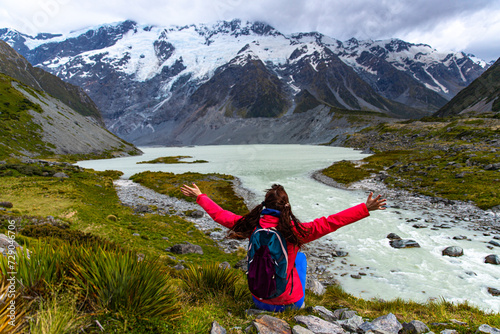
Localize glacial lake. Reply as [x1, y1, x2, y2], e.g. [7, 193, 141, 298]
[77, 145, 500, 313]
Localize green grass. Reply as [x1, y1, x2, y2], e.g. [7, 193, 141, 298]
[137, 156, 208, 164]
[329, 115, 500, 209]
[130, 171, 248, 216]
[1, 161, 499, 332]
[0, 74, 53, 160]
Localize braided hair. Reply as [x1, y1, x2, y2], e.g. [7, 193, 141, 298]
[227, 184, 310, 247]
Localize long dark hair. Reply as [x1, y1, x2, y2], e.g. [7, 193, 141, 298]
[227, 184, 310, 247]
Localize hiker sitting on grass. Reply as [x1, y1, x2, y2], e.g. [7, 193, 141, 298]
[180, 183, 386, 312]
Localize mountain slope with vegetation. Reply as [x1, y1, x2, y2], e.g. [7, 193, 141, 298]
[0, 40, 103, 123]
[434, 58, 500, 117]
[0, 73, 139, 160]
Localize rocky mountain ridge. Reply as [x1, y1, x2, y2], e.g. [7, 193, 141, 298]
[0, 20, 490, 145]
[435, 57, 500, 116]
[0, 42, 139, 159]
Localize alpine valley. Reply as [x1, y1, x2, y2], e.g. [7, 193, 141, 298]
[0, 19, 491, 146]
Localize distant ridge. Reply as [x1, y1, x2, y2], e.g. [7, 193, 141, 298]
[434, 58, 500, 116]
[0, 20, 489, 145]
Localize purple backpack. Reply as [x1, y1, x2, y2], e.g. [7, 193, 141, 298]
[247, 226, 289, 299]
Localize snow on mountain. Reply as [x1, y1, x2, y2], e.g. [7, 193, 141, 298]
[0, 19, 489, 145]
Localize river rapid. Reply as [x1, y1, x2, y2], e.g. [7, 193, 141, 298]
[76, 145, 500, 313]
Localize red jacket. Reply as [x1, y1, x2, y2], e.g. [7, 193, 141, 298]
[196, 194, 370, 305]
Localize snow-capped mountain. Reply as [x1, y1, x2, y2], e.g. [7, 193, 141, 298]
[0, 20, 489, 145]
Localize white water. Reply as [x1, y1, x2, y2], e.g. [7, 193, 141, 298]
[77, 145, 500, 313]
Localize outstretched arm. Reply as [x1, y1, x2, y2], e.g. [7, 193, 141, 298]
[180, 183, 242, 229]
[365, 192, 387, 211]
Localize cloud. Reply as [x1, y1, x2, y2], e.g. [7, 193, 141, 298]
[1, 0, 498, 60]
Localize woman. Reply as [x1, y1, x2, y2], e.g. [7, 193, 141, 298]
[180, 183, 386, 312]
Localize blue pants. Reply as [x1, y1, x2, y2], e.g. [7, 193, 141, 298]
[252, 252, 307, 312]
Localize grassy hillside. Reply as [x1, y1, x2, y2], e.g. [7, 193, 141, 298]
[0, 40, 103, 122]
[323, 113, 500, 209]
[0, 73, 54, 159]
[0, 73, 140, 161]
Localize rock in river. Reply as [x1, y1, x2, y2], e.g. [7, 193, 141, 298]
[389, 239, 420, 249]
[442, 246, 464, 257]
[485, 254, 500, 265]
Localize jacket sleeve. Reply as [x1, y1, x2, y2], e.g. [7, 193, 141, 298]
[299, 203, 369, 243]
[196, 194, 243, 230]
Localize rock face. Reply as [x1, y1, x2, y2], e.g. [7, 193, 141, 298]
[1, 20, 489, 146]
[442, 246, 464, 257]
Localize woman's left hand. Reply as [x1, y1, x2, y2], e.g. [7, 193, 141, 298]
[366, 192, 387, 211]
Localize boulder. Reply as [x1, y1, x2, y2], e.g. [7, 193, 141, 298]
[0, 233, 23, 257]
[0, 201, 13, 208]
[295, 315, 344, 334]
[292, 325, 315, 334]
[253, 315, 291, 334]
[337, 315, 364, 332]
[477, 324, 500, 333]
[332, 250, 349, 257]
[53, 172, 69, 178]
[387, 233, 402, 240]
[390, 239, 421, 248]
[487, 287, 500, 296]
[134, 204, 151, 213]
[210, 321, 226, 334]
[359, 313, 402, 334]
[312, 306, 336, 322]
[489, 240, 500, 247]
[485, 254, 500, 265]
[189, 210, 204, 218]
[401, 320, 430, 334]
[168, 242, 203, 255]
[306, 279, 326, 296]
[413, 224, 427, 229]
[442, 246, 464, 257]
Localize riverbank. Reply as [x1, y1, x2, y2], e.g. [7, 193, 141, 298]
[311, 169, 500, 234]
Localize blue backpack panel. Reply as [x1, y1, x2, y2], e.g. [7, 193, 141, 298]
[247, 226, 289, 300]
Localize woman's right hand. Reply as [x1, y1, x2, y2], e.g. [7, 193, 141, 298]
[365, 192, 387, 211]
[180, 183, 202, 198]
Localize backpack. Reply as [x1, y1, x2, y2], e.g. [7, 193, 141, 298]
[247, 225, 290, 299]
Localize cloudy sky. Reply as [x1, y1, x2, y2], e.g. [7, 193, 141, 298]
[1, 0, 499, 61]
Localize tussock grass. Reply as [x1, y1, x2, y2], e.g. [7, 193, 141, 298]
[28, 293, 87, 334]
[180, 262, 251, 302]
